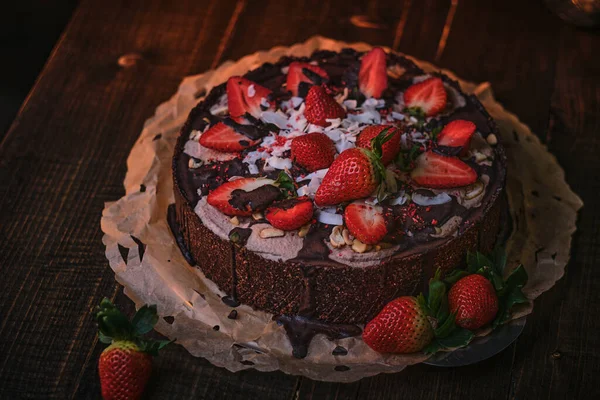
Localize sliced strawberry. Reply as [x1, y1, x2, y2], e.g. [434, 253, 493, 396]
[344, 201, 387, 244]
[410, 151, 477, 188]
[404, 77, 447, 117]
[199, 122, 259, 152]
[304, 86, 346, 127]
[291, 132, 336, 172]
[359, 47, 388, 99]
[265, 197, 314, 231]
[437, 120, 476, 156]
[226, 76, 274, 118]
[357, 125, 401, 165]
[286, 62, 329, 97]
[207, 178, 275, 216]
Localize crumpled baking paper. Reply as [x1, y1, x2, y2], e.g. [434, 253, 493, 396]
[101, 36, 583, 382]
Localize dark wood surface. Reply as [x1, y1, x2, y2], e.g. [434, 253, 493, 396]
[0, 0, 598, 398]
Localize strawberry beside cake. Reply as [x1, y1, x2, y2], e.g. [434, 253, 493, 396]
[170, 47, 506, 358]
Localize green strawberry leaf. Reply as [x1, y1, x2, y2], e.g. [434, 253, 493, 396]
[466, 251, 494, 273]
[504, 264, 528, 291]
[493, 286, 528, 328]
[98, 330, 113, 344]
[424, 328, 474, 354]
[404, 106, 426, 121]
[416, 293, 431, 317]
[274, 171, 297, 198]
[434, 312, 457, 339]
[427, 269, 446, 317]
[96, 298, 135, 340]
[443, 269, 469, 285]
[430, 125, 443, 141]
[132, 304, 159, 335]
[139, 339, 174, 356]
[490, 246, 508, 275]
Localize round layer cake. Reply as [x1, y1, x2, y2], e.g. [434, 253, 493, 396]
[172, 48, 506, 325]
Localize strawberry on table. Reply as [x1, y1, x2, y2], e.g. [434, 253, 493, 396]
[265, 196, 314, 231]
[227, 76, 274, 118]
[359, 47, 388, 99]
[448, 274, 499, 330]
[437, 119, 477, 156]
[363, 296, 434, 353]
[304, 86, 346, 127]
[199, 122, 260, 152]
[410, 151, 477, 188]
[344, 201, 387, 244]
[286, 62, 329, 97]
[404, 77, 447, 117]
[357, 125, 401, 165]
[207, 177, 276, 216]
[96, 299, 170, 400]
[291, 132, 336, 172]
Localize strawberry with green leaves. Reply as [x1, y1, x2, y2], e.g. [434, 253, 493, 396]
[96, 299, 170, 400]
[315, 128, 395, 206]
[445, 248, 529, 330]
[356, 125, 401, 165]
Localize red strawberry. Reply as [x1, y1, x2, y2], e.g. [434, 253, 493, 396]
[207, 177, 276, 216]
[410, 151, 477, 188]
[96, 299, 169, 400]
[99, 341, 152, 400]
[359, 47, 388, 99]
[314, 148, 380, 206]
[265, 196, 314, 231]
[363, 296, 434, 353]
[437, 120, 476, 156]
[357, 125, 401, 165]
[304, 86, 346, 127]
[448, 274, 499, 330]
[344, 201, 387, 244]
[404, 77, 447, 117]
[286, 62, 329, 97]
[227, 76, 274, 118]
[291, 132, 336, 172]
[200, 122, 259, 152]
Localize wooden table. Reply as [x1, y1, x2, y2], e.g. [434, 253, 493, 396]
[1, 0, 598, 398]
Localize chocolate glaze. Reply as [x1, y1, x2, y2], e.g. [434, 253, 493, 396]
[167, 204, 196, 265]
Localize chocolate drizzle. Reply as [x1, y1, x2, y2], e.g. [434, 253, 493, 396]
[274, 314, 362, 359]
[292, 224, 332, 262]
[167, 204, 196, 266]
[229, 185, 280, 211]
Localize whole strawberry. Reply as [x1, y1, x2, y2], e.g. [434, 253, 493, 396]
[314, 148, 378, 206]
[304, 86, 346, 127]
[448, 274, 499, 330]
[363, 296, 434, 353]
[315, 128, 395, 206]
[356, 125, 401, 165]
[291, 132, 336, 172]
[96, 299, 170, 400]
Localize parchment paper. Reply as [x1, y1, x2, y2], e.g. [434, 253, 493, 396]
[100, 36, 583, 382]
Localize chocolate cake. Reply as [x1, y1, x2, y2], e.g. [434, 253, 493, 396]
[171, 48, 506, 356]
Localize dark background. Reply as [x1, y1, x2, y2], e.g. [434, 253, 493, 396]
[0, 0, 598, 399]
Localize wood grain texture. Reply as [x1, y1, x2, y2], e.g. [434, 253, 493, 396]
[0, 0, 598, 398]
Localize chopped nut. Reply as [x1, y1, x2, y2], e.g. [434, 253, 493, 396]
[472, 150, 487, 163]
[259, 228, 285, 238]
[486, 133, 498, 145]
[188, 158, 203, 169]
[352, 239, 371, 253]
[298, 224, 311, 238]
[252, 211, 264, 221]
[329, 226, 346, 248]
[230, 216, 240, 226]
[465, 181, 484, 200]
[342, 229, 354, 245]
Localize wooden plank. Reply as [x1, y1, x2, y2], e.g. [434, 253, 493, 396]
[507, 23, 600, 400]
[0, 0, 296, 398]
